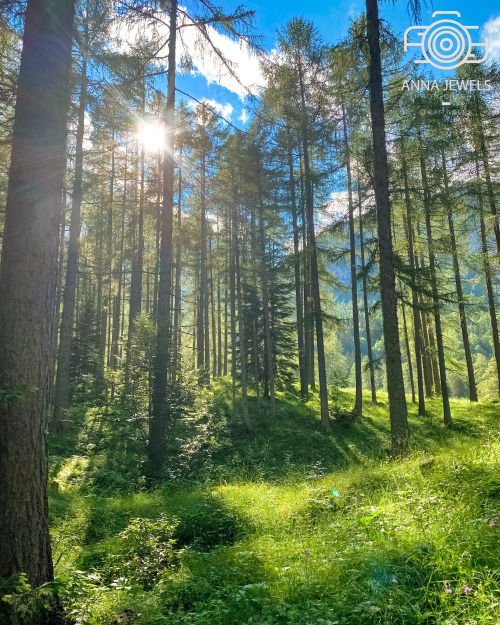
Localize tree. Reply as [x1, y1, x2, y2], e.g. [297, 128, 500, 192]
[365, 0, 409, 453]
[0, 0, 75, 589]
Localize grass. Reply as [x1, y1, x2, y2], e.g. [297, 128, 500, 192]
[42, 387, 500, 624]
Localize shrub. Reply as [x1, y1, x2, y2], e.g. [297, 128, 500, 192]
[102, 516, 180, 588]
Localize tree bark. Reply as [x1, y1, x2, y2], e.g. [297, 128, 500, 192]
[0, 0, 74, 586]
[197, 145, 208, 383]
[147, 0, 177, 482]
[357, 183, 377, 404]
[475, 154, 500, 396]
[401, 299, 415, 403]
[172, 145, 182, 383]
[256, 154, 276, 417]
[52, 52, 87, 431]
[418, 138, 452, 427]
[110, 139, 127, 374]
[298, 60, 329, 430]
[401, 153, 425, 414]
[441, 149, 477, 402]
[477, 126, 500, 253]
[233, 179, 252, 430]
[287, 127, 307, 399]
[342, 100, 362, 416]
[365, 0, 408, 454]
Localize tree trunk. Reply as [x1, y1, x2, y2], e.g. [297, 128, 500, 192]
[106, 135, 115, 368]
[441, 149, 477, 402]
[401, 299, 415, 403]
[342, 100, 362, 416]
[478, 128, 500, 253]
[298, 60, 329, 431]
[52, 52, 87, 431]
[110, 139, 127, 372]
[147, 0, 177, 482]
[152, 154, 161, 320]
[224, 284, 228, 377]
[129, 87, 146, 331]
[256, 155, 276, 417]
[217, 273, 222, 377]
[210, 236, 217, 380]
[401, 154, 425, 415]
[357, 183, 377, 404]
[300, 165, 313, 390]
[0, 0, 74, 587]
[197, 147, 208, 383]
[287, 127, 307, 399]
[476, 154, 500, 396]
[230, 217, 237, 414]
[172, 146, 182, 384]
[418, 139, 452, 427]
[233, 181, 252, 430]
[365, 0, 408, 454]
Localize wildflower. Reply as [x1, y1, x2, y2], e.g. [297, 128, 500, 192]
[489, 521, 496, 527]
[445, 588, 452, 594]
[392, 578, 398, 584]
[463, 587, 472, 595]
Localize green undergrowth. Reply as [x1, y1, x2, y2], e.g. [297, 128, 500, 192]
[12, 386, 500, 624]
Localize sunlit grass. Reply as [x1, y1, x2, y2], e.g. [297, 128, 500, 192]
[47, 390, 500, 624]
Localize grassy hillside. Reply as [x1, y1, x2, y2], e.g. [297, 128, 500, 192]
[26, 389, 500, 623]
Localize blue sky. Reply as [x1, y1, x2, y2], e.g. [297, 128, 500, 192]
[174, 0, 500, 125]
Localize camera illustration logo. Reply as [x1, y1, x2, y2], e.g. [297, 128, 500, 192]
[404, 11, 488, 70]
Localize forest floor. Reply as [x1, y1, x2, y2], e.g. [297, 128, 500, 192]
[45, 386, 500, 625]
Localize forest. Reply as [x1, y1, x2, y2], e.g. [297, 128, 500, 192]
[1, 0, 500, 622]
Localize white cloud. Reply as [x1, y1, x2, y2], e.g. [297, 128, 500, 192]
[190, 98, 233, 119]
[110, 8, 266, 100]
[239, 109, 249, 124]
[482, 15, 500, 62]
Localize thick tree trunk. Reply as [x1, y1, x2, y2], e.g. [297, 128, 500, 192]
[365, 0, 408, 454]
[147, 0, 177, 482]
[52, 53, 87, 431]
[418, 141, 452, 427]
[342, 101, 362, 416]
[0, 0, 74, 587]
[441, 149, 477, 402]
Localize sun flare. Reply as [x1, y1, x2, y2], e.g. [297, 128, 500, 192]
[138, 120, 166, 153]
